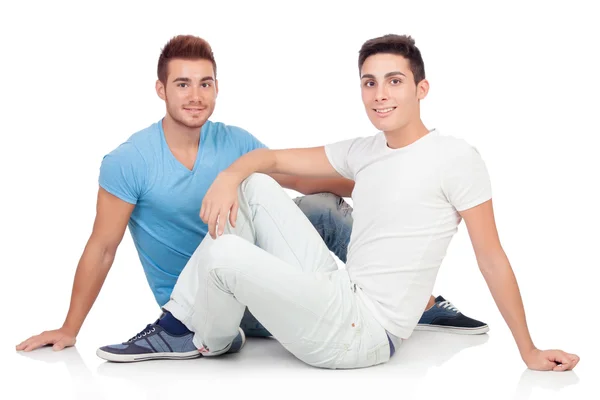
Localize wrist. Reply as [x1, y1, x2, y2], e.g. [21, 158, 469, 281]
[220, 170, 245, 185]
[519, 344, 538, 360]
[61, 322, 80, 337]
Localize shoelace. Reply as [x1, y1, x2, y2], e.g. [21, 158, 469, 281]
[127, 324, 157, 342]
[438, 300, 460, 313]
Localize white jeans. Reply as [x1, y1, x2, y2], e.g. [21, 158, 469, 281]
[163, 173, 392, 369]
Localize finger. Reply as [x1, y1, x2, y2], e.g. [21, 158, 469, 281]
[53, 339, 67, 351]
[571, 354, 580, 367]
[218, 207, 230, 236]
[208, 210, 218, 239]
[569, 354, 580, 363]
[200, 202, 206, 221]
[230, 201, 238, 228]
[22, 341, 39, 352]
[24, 339, 50, 352]
[549, 351, 574, 371]
[553, 351, 574, 364]
[553, 362, 571, 371]
[16, 337, 34, 350]
[201, 204, 211, 224]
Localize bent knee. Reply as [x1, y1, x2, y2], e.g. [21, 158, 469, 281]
[242, 173, 279, 192]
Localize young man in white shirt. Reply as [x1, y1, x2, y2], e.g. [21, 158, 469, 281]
[103, 34, 579, 371]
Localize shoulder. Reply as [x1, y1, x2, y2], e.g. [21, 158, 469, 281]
[327, 133, 379, 153]
[204, 120, 252, 139]
[204, 120, 266, 151]
[102, 121, 161, 166]
[431, 130, 485, 164]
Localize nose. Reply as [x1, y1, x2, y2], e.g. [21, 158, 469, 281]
[375, 84, 389, 103]
[189, 86, 202, 103]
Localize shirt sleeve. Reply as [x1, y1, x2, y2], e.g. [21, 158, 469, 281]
[228, 125, 269, 154]
[441, 144, 492, 212]
[324, 137, 360, 180]
[98, 142, 147, 205]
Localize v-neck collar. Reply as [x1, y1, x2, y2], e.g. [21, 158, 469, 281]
[159, 118, 206, 173]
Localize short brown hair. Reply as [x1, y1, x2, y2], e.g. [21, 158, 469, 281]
[157, 35, 217, 84]
[358, 34, 425, 85]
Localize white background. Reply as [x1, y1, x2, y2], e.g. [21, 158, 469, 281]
[1, 0, 598, 399]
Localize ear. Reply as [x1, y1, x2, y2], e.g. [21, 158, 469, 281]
[416, 79, 430, 100]
[156, 80, 166, 101]
[215, 79, 219, 97]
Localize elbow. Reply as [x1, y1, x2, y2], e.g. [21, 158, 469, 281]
[88, 236, 119, 267]
[103, 244, 118, 264]
[476, 247, 508, 275]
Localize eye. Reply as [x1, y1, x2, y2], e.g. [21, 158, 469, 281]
[363, 81, 375, 87]
[390, 79, 402, 85]
[177, 83, 189, 88]
[201, 82, 212, 88]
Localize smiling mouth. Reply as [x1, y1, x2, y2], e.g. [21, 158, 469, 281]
[374, 107, 396, 114]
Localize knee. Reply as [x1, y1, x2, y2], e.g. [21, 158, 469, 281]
[241, 173, 279, 194]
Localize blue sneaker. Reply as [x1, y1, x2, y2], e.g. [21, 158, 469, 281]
[96, 321, 245, 362]
[96, 321, 200, 362]
[415, 296, 489, 335]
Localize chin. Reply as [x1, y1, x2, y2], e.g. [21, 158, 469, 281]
[184, 120, 206, 129]
[175, 114, 208, 129]
[370, 120, 393, 132]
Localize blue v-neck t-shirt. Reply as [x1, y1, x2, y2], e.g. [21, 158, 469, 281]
[98, 119, 267, 306]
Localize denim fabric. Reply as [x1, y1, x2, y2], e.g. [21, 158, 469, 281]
[293, 193, 353, 263]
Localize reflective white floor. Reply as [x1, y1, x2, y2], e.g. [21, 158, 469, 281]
[8, 326, 589, 400]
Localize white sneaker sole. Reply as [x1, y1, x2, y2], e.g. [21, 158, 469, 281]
[414, 324, 490, 335]
[96, 348, 201, 362]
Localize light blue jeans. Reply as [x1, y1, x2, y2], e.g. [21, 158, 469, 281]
[239, 192, 353, 337]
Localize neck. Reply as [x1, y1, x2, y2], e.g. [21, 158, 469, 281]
[383, 119, 430, 149]
[162, 114, 202, 150]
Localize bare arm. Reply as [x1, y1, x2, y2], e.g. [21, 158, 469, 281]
[16, 188, 134, 352]
[270, 173, 355, 197]
[460, 199, 580, 371]
[231, 147, 341, 181]
[200, 147, 342, 238]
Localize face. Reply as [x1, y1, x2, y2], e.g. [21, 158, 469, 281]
[156, 58, 218, 130]
[360, 53, 428, 133]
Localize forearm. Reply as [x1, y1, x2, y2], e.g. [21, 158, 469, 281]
[479, 251, 536, 357]
[295, 177, 355, 197]
[225, 147, 339, 186]
[225, 149, 278, 184]
[62, 240, 114, 336]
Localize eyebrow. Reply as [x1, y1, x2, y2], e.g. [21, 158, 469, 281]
[360, 71, 407, 80]
[172, 76, 215, 83]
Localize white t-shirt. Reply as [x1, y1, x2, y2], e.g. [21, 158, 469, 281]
[324, 129, 492, 339]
